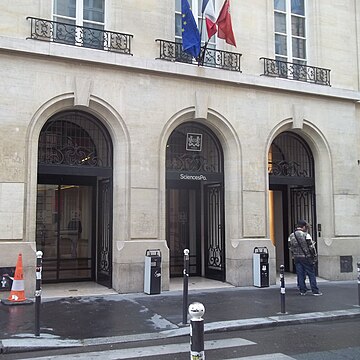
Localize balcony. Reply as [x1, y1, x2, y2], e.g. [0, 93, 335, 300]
[27, 17, 133, 55]
[156, 39, 241, 72]
[260, 57, 331, 86]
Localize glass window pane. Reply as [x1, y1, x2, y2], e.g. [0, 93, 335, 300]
[293, 59, 306, 65]
[275, 12, 286, 33]
[274, 0, 286, 11]
[175, 13, 182, 37]
[292, 16, 305, 37]
[291, 0, 304, 15]
[292, 37, 306, 59]
[84, 0, 104, 22]
[54, 0, 76, 18]
[275, 34, 287, 56]
[175, 0, 181, 13]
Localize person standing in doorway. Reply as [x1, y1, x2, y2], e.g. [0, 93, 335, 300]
[288, 220, 322, 296]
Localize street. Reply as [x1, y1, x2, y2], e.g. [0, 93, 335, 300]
[2, 318, 360, 360]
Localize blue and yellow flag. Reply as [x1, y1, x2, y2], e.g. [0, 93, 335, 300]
[181, 0, 201, 58]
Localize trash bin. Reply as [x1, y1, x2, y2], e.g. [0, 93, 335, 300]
[253, 247, 269, 287]
[144, 249, 161, 294]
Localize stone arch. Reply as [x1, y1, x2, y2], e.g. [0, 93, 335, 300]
[266, 118, 333, 271]
[25, 94, 130, 275]
[159, 107, 242, 239]
[159, 107, 242, 282]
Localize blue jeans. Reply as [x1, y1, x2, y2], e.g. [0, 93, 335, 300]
[294, 257, 319, 293]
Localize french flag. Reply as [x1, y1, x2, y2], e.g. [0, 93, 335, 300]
[202, 0, 217, 39]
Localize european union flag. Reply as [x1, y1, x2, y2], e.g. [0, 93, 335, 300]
[181, 0, 201, 58]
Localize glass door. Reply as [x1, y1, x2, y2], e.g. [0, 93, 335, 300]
[166, 187, 200, 276]
[36, 184, 94, 282]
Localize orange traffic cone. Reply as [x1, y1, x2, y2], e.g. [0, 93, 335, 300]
[1, 254, 33, 305]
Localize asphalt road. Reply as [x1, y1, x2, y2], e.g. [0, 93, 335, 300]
[2, 318, 360, 360]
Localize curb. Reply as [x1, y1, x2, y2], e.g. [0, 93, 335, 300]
[1, 308, 360, 354]
[203, 308, 360, 333]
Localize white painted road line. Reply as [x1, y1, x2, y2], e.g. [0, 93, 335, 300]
[230, 354, 295, 359]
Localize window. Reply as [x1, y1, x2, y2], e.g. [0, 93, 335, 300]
[175, 0, 216, 49]
[274, 0, 306, 66]
[53, 0, 105, 49]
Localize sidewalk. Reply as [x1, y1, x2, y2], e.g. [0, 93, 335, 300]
[0, 280, 359, 354]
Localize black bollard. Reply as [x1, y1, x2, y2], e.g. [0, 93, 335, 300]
[357, 262, 360, 307]
[189, 302, 205, 360]
[35, 251, 43, 337]
[183, 249, 190, 325]
[280, 265, 286, 314]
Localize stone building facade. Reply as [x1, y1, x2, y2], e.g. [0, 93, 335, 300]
[0, 0, 359, 295]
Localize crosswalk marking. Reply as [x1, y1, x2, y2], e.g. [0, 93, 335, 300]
[230, 354, 295, 359]
[22, 337, 256, 360]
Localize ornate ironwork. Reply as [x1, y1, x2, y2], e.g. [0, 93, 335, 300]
[39, 112, 112, 168]
[260, 57, 331, 86]
[208, 246, 222, 268]
[156, 39, 241, 72]
[166, 153, 216, 172]
[40, 136, 101, 167]
[97, 178, 112, 287]
[27, 17, 133, 54]
[290, 188, 316, 241]
[268, 132, 314, 179]
[268, 160, 308, 177]
[206, 185, 223, 273]
[166, 123, 223, 174]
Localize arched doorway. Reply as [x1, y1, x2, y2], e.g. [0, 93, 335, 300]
[35, 110, 113, 287]
[166, 122, 225, 281]
[268, 131, 316, 272]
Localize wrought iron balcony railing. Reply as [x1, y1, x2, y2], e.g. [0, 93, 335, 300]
[27, 17, 133, 55]
[260, 57, 331, 86]
[156, 39, 241, 72]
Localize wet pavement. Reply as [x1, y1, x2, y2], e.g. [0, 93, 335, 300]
[0, 280, 359, 353]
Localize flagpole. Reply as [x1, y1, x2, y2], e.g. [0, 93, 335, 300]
[198, 0, 218, 65]
[199, 33, 215, 66]
[198, 8, 205, 65]
[199, 14, 204, 43]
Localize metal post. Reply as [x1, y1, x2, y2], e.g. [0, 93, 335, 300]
[35, 251, 43, 337]
[189, 302, 205, 360]
[183, 249, 190, 325]
[280, 265, 286, 314]
[357, 262, 360, 307]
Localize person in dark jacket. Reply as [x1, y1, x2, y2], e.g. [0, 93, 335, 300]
[288, 220, 322, 296]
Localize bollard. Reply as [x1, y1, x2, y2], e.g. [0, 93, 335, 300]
[183, 249, 190, 325]
[280, 265, 286, 314]
[189, 302, 205, 360]
[35, 251, 43, 337]
[357, 262, 360, 307]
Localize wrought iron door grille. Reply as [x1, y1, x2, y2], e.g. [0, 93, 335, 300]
[156, 39, 241, 72]
[38, 111, 112, 168]
[98, 179, 112, 282]
[260, 57, 331, 86]
[268, 132, 314, 178]
[205, 184, 225, 281]
[166, 123, 223, 173]
[27, 17, 133, 55]
[290, 187, 316, 241]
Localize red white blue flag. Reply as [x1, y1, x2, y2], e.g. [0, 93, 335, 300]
[202, 0, 217, 39]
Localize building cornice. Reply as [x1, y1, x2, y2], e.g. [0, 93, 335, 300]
[1, 35, 360, 102]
